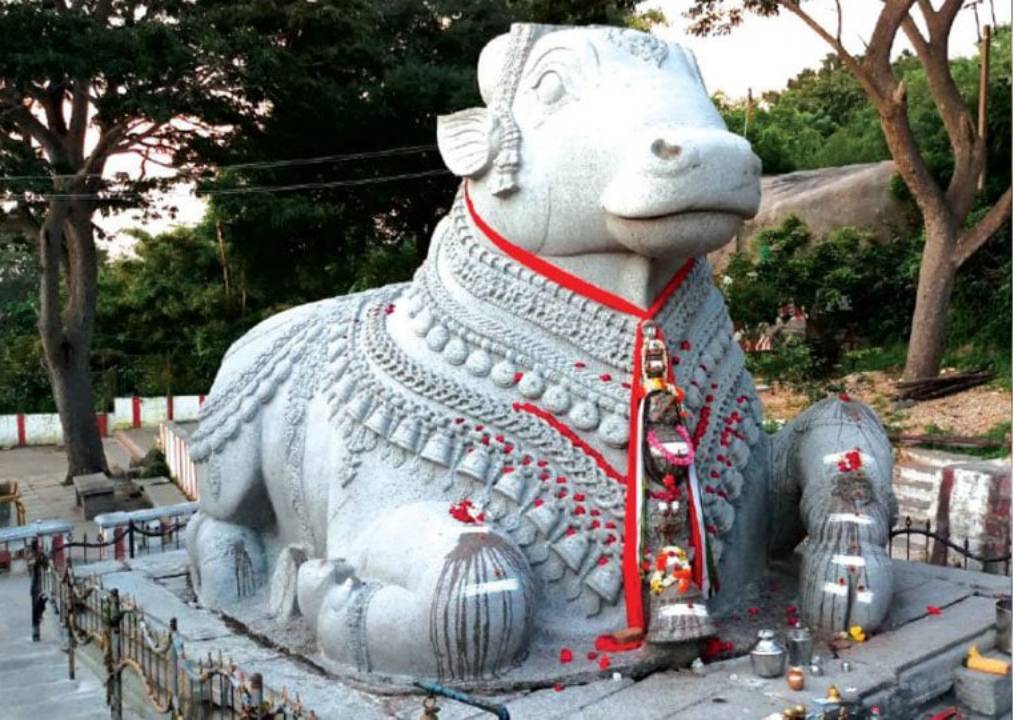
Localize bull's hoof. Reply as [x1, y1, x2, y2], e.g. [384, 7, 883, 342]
[186, 513, 268, 609]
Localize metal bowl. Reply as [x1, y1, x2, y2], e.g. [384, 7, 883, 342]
[997, 596, 1011, 654]
[750, 629, 787, 678]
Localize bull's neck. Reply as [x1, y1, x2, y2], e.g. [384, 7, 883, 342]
[418, 193, 709, 373]
[459, 188, 692, 312]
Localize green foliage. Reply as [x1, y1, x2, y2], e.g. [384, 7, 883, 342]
[204, 0, 643, 311]
[723, 216, 922, 370]
[93, 225, 264, 399]
[714, 55, 889, 174]
[136, 449, 171, 480]
[745, 335, 818, 385]
[837, 344, 909, 375]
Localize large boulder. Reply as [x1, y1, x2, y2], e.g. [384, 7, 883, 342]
[711, 160, 909, 271]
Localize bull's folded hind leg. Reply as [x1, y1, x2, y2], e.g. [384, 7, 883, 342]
[771, 396, 897, 635]
[312, 501, 538, 680]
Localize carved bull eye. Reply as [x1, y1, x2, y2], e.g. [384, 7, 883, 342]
[533, 70, 566, 105]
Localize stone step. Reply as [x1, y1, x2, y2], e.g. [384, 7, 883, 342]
[4, 681, 87, 709]
[5, 692, 109, 720]
[0, 647, 65, 673]
[0, 661, 73, 689]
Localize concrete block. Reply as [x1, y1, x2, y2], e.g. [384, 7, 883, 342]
[72, 472, 115, 520]
[955, 651, 1013, 717]
[141, 480, 188, 508]
[845, 595, 997, 706]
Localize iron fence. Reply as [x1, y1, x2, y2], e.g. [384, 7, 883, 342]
[0, 503, 197, 572]
[30, 539, 317, 720]
[889, 515, 1012, 575]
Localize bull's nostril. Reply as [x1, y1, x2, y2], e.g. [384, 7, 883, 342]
[650, 138, 682, 160]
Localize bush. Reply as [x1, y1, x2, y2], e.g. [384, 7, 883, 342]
[722, 215, 922, 372]
[746, 335, 819, 385]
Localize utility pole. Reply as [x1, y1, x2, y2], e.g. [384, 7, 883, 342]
[977, 25, 991, 190]
[743, 88, 754, 137]
[216, 220, 231, 302]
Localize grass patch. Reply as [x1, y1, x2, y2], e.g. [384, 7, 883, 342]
[836, 344, 908, 375]
[907, 421, 1012, 460]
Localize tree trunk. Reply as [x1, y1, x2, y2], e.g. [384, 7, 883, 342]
[901, 219, 958, 380]
[47, 340, 108, 479]
[38, 200, 109, 481]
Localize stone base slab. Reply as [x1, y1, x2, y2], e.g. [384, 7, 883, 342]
[75, 551, 1011, 719]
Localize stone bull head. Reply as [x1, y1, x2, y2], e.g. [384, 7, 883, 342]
[437, 24, 762, 298]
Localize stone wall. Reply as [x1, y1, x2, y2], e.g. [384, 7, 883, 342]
[893, 447, 1012, 574]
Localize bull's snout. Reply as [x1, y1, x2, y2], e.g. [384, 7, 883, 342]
[602, 128, 762, 220]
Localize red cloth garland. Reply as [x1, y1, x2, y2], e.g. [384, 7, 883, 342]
[463, 182, 696, 646]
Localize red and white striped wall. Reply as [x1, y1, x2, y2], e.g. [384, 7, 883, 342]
[0, 394, 206, 449]
[160, 422, 200, 501]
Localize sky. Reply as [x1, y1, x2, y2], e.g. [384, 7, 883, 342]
[652, 0, 1009, 97]
[96, 1, 1010, 253]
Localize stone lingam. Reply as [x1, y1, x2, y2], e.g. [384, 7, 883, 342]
[185, 23, 897, 687]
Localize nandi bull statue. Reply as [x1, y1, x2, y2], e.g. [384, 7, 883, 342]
[187, 23, 897, 682]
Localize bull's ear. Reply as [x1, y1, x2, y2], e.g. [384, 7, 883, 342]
[436, 107, 499, 178]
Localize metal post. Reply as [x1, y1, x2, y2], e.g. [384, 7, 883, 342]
[65, 570, 77, 680]
[128, 520, 136, 560]
[30, 538, 47, 642]
[108, 588, 123, 720]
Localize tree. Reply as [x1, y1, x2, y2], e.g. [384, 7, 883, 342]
[206, 0, 646, 307]
[687, 1, 1012, 380]
[0, 1, 299, 477]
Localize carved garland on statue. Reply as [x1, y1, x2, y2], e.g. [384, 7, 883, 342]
[190, 191, 766, 618]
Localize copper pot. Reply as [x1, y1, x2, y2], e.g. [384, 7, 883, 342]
[786, 666, 805, 691]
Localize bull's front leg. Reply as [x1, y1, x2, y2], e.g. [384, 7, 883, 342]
[771, 396, 897, 635]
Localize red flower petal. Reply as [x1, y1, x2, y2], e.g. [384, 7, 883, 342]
[747, 606, 760, 616]
[785, 604, 797, 614]
[927, 605, 942, 615]
[554, 683, 564, 692]
[587, 651, 598, 661]
[559, 648, 573, 664]
[598, 655, 611, 670]
[599, 373, 612, 382]
[598, 555, 609, 565]
[574, 361, 587, 369]
[512, 372, 524, 384]
[574, 493, 586, 502]
[556, 476, 567, 484]
[534, 498, 544, 507]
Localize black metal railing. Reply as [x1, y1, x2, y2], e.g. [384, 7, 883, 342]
[61, 518, 189, 565]
[889, 515, 1012, 575]
[30, 539, 318, 720]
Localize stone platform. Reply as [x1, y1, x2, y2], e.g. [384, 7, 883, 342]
[71, 551, 1011, 719]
